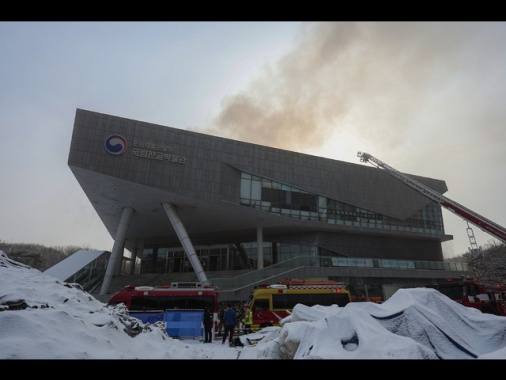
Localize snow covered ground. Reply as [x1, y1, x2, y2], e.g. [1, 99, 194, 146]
[1, 250, 505, 360]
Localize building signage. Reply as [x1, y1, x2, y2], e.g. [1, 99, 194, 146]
[132, 139, 187, 164]
[104, 135, 186, 164]
[104, 135, 128, 155]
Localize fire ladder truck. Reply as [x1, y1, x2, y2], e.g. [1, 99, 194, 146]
[357, 152, 506, 315]
[357, 151, 506, 245]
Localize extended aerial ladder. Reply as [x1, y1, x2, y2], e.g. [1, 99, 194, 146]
[357, 152, 506, 245]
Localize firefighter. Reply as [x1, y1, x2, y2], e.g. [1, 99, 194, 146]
[217, 304, 225, 335]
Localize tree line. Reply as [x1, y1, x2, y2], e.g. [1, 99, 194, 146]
[0, 240, 94, 272]
[445, 241, 506, 290]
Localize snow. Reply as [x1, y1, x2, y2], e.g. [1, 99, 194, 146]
[1, 250, 505, 360]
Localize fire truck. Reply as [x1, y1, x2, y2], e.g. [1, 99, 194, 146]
[357, 152, 506, 315]
[357, 151, 506, 245]
[107, 282, 220, 331]
[247, 278, 351, 330]
[427, 277, 506, 316]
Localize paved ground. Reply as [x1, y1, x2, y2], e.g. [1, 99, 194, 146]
[178, 337, 258, 359]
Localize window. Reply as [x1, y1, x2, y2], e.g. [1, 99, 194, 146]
[239, 171, 443, 235]
[252, 298, 269, 311]
[131, 295, 215, 311]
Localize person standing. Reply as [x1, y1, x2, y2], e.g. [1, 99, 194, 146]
[235, 305, 243, 334]
[203, 307, 213, 343]
[217, 305, 225, 336]
[241, 305, 253, 334]
[222, 304, 237, 346]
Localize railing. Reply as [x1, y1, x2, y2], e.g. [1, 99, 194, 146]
[210, 255, 469, 292]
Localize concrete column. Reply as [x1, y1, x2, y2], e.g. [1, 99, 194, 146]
[113, 239, 125, 276]
[99, 207, 134, 296]
[162, 202, 209, 285]
[131, 239, 143, 275]
[257, 226, 264, 269]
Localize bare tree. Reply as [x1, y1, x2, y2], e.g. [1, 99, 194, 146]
[463, 241, 506, 290]
[0, 240, 95, 271]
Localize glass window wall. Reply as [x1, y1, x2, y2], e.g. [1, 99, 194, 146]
[240, 172, 445, 235]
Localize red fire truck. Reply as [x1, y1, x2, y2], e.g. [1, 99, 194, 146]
[427, 277, 506, 316]
[107, 282, 220, 330]
[357, 152, 506, 315]
[357, 151, 506, 245]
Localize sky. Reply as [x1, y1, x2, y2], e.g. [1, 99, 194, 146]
[1, 249, 506, 360]
[1, 22, 505, 258]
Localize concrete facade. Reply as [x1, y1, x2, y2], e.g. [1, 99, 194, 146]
[68, 109, 464, 300]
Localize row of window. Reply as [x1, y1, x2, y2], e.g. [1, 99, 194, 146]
[135, 171, 449, 277]
[138, 243, 469, 275]
[240, 172, 444, 234]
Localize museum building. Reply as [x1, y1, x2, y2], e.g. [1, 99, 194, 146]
[68, 109, 469, 302]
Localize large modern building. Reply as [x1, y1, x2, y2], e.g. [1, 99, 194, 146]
[68, 109, 469, 302]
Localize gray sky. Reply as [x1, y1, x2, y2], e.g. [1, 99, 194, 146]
[1, 21, 504, 258]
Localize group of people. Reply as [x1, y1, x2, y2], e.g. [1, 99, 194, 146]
[217, 303, 253, 346]
[202, 303, 253, 345]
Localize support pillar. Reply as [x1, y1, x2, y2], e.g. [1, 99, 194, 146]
[130, 239, 143, 275]
[99, 207, 134, 296]
[162, 202, 209, 285]
[257, 226, 264, 269]
[113, 239, 125, 276]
